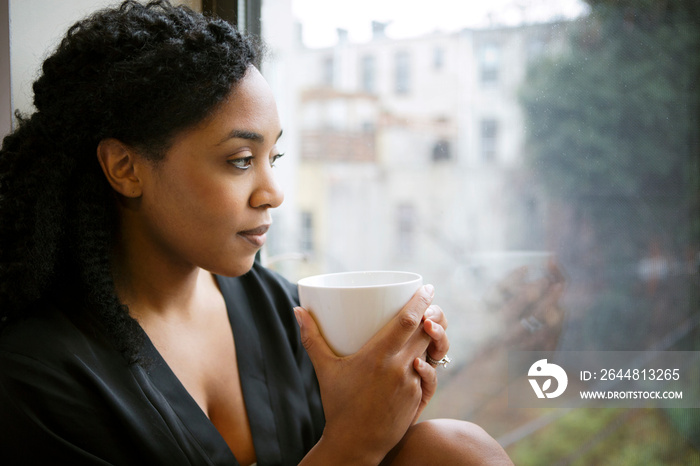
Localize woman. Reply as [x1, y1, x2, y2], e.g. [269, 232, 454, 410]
[0, 1, 512, 464]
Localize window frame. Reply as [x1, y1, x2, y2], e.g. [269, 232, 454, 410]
[202, 0, 261, 36]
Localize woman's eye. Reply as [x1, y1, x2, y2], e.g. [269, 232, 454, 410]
[228, 156, 254, 170]
[271, 153, 285, 167]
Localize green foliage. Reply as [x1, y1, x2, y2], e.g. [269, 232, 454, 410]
[585, 0, 700, 25]
[521, 12, 699, 203]
[507, 408, 621, 464]
[508, 408, 700, 465]
[514, 3, 700, 461]
[519, 2, 700, 348]
[511, 4, 700, 464]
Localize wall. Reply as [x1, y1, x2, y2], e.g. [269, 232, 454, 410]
[8, 0, 200, 121]
[9, 0, 117, 118]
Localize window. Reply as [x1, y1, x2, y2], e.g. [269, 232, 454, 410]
[527, 36, 546, 62]
[478, 42, 500, 84]
[322, 56, 334, 87]
[264, 2, 700, 464]
[433, 46, 444, 70]
[480, 119, 498, 162]
[395, 51, 410, 94]
[432, 139, 451, 162]
[300, 211, 314, 253]
[360, 55, 375, 93]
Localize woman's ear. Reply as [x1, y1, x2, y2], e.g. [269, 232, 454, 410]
[96, 138, 143, 198]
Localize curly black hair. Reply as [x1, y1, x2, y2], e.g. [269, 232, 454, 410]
[0, 0, 261, 363]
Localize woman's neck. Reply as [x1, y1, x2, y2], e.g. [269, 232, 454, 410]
[110, 222, 220, 323]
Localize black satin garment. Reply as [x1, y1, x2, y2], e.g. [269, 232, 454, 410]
[0, 263, 325, 465]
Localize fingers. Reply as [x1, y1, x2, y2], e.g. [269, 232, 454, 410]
[423, 319, 444, 343]
[413, 357, 437, 391]
[424, 318, 450, 361]
[371, 284, 435, 355]
[412, 357, 437, 422]
[294, 307, 337, 370]
[422, 305, 450, 362]
[423, 305, 447, 330]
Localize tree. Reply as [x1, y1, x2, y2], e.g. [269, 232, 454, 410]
[520, 0, 700, 351]
[517, 5, 700, 462]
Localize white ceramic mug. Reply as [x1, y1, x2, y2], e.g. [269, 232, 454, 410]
[297, 271, 423, 356]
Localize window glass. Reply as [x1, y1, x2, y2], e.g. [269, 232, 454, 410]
[300, 211, 314, 254]
[394, 50, 411, 94]
[396, 203, 416, 256]
[480, 118, 499, 162]
[322, 55, 334, 86]
[360, 54, 375, 93]
[478, 42, 501, 84]
[433, 46, 444, 70]
[262, 0, 700, 463]
[432, 139, 451, 162]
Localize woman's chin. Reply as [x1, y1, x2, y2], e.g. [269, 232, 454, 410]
[209, 255, 258, 278]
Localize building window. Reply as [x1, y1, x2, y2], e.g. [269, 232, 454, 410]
[395, 51, 410, 94]
[480, 119, 499, 162]
[361, 55, 375, 93]
[432, 139, 451, 162]
[433, 46, 445, 70]
[527, 36, 547, 62]
[478, 43, 500, 84]
[322, 56, 334, 87]
[300, 211, 314, 253]
[396, 203, 416, 256]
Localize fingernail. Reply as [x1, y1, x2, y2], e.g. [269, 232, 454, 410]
[424, 306, 436, 319]
[424, 284, 435, 297]
[293, 307, 303, 328]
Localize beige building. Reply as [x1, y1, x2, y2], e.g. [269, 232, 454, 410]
[274, 21, 572, 355]
[287, 22, 570, 271]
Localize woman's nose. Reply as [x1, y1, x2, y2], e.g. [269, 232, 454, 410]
[250, 166, 284, 209]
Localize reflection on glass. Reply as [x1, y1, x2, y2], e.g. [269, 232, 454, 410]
[262, 0, 700, 463]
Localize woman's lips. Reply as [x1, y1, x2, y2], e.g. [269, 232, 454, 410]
[237, 224, 270, 248]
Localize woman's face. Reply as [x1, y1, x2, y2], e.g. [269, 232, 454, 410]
[135, 67, 284, 277]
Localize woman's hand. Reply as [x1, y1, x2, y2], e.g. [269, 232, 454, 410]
[295, 285, 435, 465]
[413, 304, 449, 421]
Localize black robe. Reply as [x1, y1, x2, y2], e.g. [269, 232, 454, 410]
[0, 263, 325, 465]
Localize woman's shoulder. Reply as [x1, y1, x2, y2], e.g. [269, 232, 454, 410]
[0, 301, 119, 369]
[0, 302, 128, 418]
[1, 304, 71, 354]
[0, 302, 189, 464]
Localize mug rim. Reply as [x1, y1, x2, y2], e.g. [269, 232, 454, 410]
[297, 270, 422, 289]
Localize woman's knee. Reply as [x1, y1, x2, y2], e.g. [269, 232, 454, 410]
[384, 419, 513, 465]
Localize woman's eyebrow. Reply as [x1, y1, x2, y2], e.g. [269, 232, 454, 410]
[217, 129, 284, 145]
